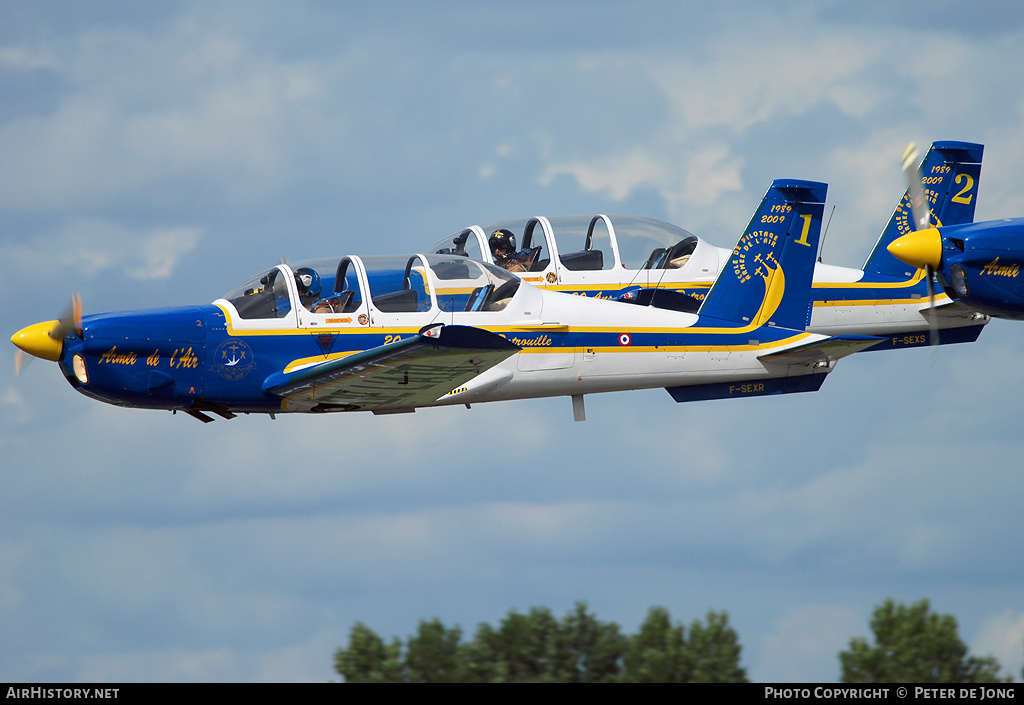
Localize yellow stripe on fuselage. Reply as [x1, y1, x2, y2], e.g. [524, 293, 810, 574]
[812, 294, 949, 308]
[216, 303, 807, 338]
[811, 270, 926, 289]
[279, 333, 814, 374]
[215, 302, 815, 376]
[543, 282, 713, 293]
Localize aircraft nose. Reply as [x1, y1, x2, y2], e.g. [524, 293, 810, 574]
[887, 228, 943, 270]
[11, 320, 64, 361]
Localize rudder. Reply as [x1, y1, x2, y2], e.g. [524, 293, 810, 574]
[698, 179, 826, 330]
[863, 140, 984, 277]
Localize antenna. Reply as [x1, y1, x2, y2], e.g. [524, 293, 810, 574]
[817, 205, 836, 263]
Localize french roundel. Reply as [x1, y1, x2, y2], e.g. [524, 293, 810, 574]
[619, 333, 631, 346]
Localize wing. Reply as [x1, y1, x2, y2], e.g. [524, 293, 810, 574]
[263, 324, 520, 412]
[757, 334, 883, 365]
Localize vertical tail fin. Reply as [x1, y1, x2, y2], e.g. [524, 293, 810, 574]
[698, 179, 826, 330]
[863, 141, 984, 277]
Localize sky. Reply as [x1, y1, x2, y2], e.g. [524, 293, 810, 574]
[3, 0, 1024, 683]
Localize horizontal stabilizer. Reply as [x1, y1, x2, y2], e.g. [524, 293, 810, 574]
[263, 324, 520, 411]
[757, 334, 882, 364]
[665, 374, 826, 403]
[861, 322, 985, 352]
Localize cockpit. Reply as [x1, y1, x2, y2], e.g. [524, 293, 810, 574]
[216, 254, 522, 326]
[429, 215, 719, 283]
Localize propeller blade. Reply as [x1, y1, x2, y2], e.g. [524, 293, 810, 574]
[899, 144, 940, 356]
[14, 349, 25, 377]
[48, 292, 82, 341]
[11, 293, 83, 367]
[902, 142, 931, 231]
[925, 264, 939, 349]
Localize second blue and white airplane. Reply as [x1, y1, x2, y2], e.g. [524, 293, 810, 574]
[430, 141, 990, 351]
[11, 180, 880, 422]
[887, 142, 1024, 320]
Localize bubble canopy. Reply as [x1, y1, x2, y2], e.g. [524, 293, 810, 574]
[430, 215, 699, 271]
[217, 254, 522, 320]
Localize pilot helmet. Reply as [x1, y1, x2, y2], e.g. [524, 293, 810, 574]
[294, 267, 322, 299]
[489, 229, 516, 255]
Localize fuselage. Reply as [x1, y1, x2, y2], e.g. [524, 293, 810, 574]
[937, 218, 1024, 320]
[885, 217, 1024, 321]
[430, 215, 988, 350]
[51, 254, 832, 416]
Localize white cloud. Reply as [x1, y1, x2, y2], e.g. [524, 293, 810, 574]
[540, 145, 742, 218]
[1, 386, 33, 427]
[0, 539, 27, 616]
[828, 133, 915, 212]
[754, 605, 862, 682]
[683, 147, 744, 204]
[1, 218, 202, 293]
[75, 628, 341, 682]
[646, 29, 886, 133]
[532, 21, 895, 221]
[0, 22, 331, 211]
[530, 18, 1024, 259]
[130, 227, 203, 280]
[973, 611, 1024, 679]
[252, 629, 341, 683]
[0, 45, 59, 71]
[543, 151, 665, 202]
[78, 647, 240, 683]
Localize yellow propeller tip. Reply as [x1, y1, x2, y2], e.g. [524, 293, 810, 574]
[902, 143, 920, 172]
[887, 228, 943, 270]
[11, 320, 64, 362]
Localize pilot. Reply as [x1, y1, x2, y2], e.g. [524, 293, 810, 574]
[489, 229, 526, 272]
[293, 267, 322, 310]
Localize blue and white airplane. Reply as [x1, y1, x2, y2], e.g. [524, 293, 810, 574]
[887, 142, 1024, 320]
[11, 180, 879, 422]
[430, 141, 990, 351]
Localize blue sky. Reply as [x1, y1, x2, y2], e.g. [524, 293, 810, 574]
[3, 0, 1024, 682]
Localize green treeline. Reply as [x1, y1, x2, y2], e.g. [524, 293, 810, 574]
[839, 599, 1007, 683]
[335, 603, 745, 683]
[335, 598, 1015, 683]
